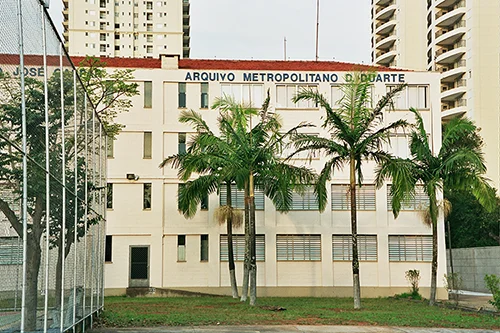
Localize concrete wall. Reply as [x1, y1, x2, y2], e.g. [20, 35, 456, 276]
[446, 246, 500, 293]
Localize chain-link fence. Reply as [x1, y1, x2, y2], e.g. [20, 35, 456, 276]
[0, 0, 106, 332]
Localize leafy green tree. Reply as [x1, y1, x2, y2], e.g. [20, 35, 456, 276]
[162, 95, 316, 305]
[0, 57, 137, 330]
[375, 109, 496, 305]
[445, 189, 500, 248]
[292, 73, 408, 309]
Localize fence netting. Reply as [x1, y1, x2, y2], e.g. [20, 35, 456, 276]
[0, 0, 106, 332]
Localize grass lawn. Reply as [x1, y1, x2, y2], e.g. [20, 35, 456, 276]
[97, 296, 500, 329]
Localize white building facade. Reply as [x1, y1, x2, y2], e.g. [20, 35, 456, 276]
[63, 0, 190, 58]
[372, 0, 500, 190]
[95, 56, 447, 299]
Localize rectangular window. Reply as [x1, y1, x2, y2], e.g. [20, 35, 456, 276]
[177, 235, 186, 262]
[178, 82, 186, 108]
[332, 235, 377, 261]
[290, 187, 318, 210]
[143, 183, 151, 209]
[276, 84, 318, 108]
[107, 183, 113, 209]
[388, 134, 410, 159]
[388, 85, 429, 110]
[200, 234, 209, 261]
[276, 234, 321, 261]
[220, 234, 265, 261]
[178, 133, 186, 154]
[219, 184, 265, 210]
[331, 184, 376, 211]
[331, 85, 344, 108]
[144, 81, 152, 108]
[220, 84, 264, 106]
[0, 237, 22, 265]
[200, 193, 208, 210]
[388, 235, 432, 262]
[107, 136, 114, 158]
[177, 184, 185, 210]
[200, 82, 209, 108]
[105, 235, 112, 262]
[387, 184, 428, 211]
[143, 131, 152, 159]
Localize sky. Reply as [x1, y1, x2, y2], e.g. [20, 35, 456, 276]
[49, 0, 371, 64]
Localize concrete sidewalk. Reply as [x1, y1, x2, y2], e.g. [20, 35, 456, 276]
[90, 325, 500, 333]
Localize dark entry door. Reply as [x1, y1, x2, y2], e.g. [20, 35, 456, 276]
[129, 246, 149, 287]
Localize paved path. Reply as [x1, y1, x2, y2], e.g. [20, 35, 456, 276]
[90, 326, 500, 333]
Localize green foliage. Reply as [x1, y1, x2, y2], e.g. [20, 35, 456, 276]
[97, 296, 499, 329]
[444, 273, 463, 302]
[394, 291, 423, 300]
[405, 269, 421, 295]
[484, 274, 500, 310]
[78, 56, 139, 138]
[445, 189, 500, 248]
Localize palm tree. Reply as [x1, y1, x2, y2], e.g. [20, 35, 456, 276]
[292, 73, 408, 309]
[161, 96, 316, 305]
[160, 109, 244, 299]
[375, 108, 496, 305]
[213, 95, 317, 305]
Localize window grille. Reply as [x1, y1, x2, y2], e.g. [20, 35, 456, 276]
[0, 237, 22, 265]
[219, 185, 264, 210]
[332, 235, 377, 261]
[290, 187, 318, 210]
[276, 234, 321, 261]
[219, 234, 265, 261]
[387, 185, 428, 210]
[388, 235, 432, 262]
[331, 184, 376, 211]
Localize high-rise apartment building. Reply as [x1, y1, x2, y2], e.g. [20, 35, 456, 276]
[63, 0, 190, 58]
[371, 0, 500, 190]
[371, 0, 427, 70]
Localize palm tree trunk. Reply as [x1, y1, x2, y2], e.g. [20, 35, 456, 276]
[240, 182, 250, 302]
[350, 157, 361, 310]
[248, 173, 257, 306]
[428, 187, 438, 305]
[226, 183, 238, 299]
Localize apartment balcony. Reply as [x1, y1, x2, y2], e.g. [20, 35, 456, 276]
[441, 99, 467, 119]
[375, 3, 396, 21]
[375, 0, 394, 5]
[375, 34, 397, 50]
[375, 49, 397, 66]
[435, 25, 466, 46]
[439, 59, 466, 82]
[375, 18, 397, 35]
[183, 46, 190, 58]
[435, 44, 466, 64]
[435, 6, 465, 28]
[441, 81, 466, 101]
[436, 0, 462, 8]
[183, 13, 190, 26]
[63, 8, 68, 21]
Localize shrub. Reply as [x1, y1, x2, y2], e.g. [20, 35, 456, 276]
[405, 270, 421, 295]
[484, 274, 500, 311]
[444, 273, 463, 302]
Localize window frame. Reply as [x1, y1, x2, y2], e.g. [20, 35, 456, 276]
[200, 234, 209, 262]
[276, 84, 319, 109]
[332, 234, 378, 261]
[143, 183, 152, 210]
[388, 235, 432, 262]
[290, 186, 319, 211]
[387, 184, 429, 211]
[144, 81, 152, 108]
[178, 82, 186, 108]
[331, 184, 376, 211]
[143, 131, 152, 159]
[220, 234, 265, 262]
[106, 183, 113, 209]
[177, 235, 186, 262]
[276, 234, 321, 261]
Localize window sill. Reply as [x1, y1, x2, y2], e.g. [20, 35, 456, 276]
[143, 208, 151, 211]
[177, 260, 187, 263]
[200, 260, 209, 263]
[105, 261, 113, 264]
[200, 107, 209, 110]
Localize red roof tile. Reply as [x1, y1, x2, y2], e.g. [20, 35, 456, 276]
[70, 56, 403, 72]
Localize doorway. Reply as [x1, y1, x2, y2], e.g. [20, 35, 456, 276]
[129, 246, 149, 288]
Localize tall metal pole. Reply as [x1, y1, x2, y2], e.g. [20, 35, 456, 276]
[283, 37, 287, 61]
[72, 69, 79, 331]
[82, 96, 88, 333]
[315, 0, 319, 61]
[41, 4, 51, 333]
[17, 0, 28, 331]
[59, 44, 67, 333]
